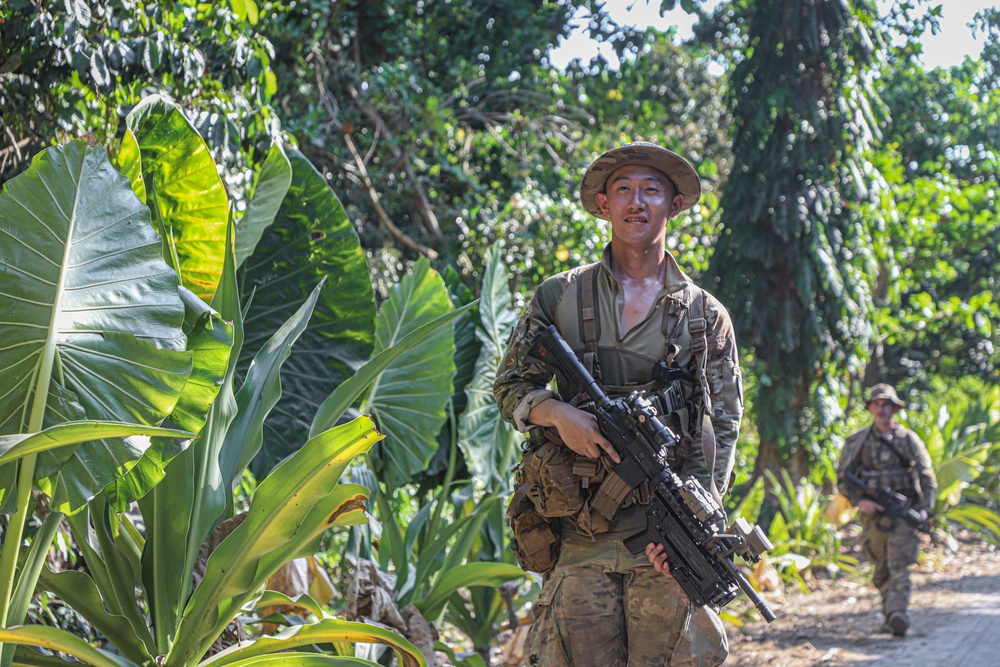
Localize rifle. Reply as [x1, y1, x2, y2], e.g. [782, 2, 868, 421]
[841, 470, 931, 533]
[526, 324, 776, 622]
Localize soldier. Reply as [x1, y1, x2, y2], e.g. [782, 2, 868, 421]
[837, 383, 937, 637]
[494, 143, 744, 666]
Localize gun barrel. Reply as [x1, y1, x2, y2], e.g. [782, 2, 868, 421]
[722, 556, 776, 623]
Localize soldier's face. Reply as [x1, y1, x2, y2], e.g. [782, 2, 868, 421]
[595, 165, 684, 249]
[868, 399, 900, 430]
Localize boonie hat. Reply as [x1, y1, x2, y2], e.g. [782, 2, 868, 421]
[580, 142, 702, 220]
[865, 383, 904, 408]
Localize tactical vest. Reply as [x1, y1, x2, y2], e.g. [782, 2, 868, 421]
[857, 429, 924, 505]
[573, 261, 722, 516]
[506, 262, 721, 574]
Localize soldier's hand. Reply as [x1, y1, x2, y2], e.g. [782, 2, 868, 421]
[527, 399, 620, 463]
[646, 542, 672, 576]
[858, 499, 883, 515]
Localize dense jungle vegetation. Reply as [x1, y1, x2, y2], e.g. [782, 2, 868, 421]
[0, 0, 998, 665]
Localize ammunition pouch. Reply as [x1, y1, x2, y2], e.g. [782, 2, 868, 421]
[507, 484, 561, 574]
[506, 427, 586, 574]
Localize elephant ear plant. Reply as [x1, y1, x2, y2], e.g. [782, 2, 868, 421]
[0, 121, 442, 667]
[0, 138, 200, 654]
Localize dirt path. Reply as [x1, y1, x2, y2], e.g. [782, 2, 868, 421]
[727, 537, 1000, 667]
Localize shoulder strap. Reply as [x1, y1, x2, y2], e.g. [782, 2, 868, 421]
[660, 293, 685, 363]
[577, 263, 602, 379]
[881, 431, 915, 469]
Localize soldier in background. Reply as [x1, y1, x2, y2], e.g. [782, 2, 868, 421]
[837, 383, 937, 637]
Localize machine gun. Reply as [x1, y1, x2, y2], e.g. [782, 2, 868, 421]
[526, 325, 776, 622]
[841, 470, 931, 533]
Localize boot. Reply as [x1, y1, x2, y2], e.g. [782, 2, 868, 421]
[887, 611, 909, 637]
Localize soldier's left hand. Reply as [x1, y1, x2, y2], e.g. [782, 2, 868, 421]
[646, 542, 672, 577]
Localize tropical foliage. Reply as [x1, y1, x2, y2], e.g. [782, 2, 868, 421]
[0, 93, 483, 665]
[2, 0, 999, 663]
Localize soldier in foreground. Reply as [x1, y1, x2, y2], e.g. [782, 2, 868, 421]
[837, 383, 937, 637]
[494, 143, 745, 666]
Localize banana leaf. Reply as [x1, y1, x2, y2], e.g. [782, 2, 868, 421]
[168, 416, 381, 666]
[241, 149, 377, 477]
[200, 618, 425, 667]
[363, 258, 457, 492]
[124, 95, 229, 302]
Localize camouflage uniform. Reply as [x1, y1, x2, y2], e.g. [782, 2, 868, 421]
[837, 409, 937, 633]
[494, 244, 743, 667]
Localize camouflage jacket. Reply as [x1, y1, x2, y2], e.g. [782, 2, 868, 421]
[494, 244, 744, 497]
[837, 424, 938, 512]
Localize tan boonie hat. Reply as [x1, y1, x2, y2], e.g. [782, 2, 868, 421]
[865, 383, 904, 408]
[580, 142, 702, 220]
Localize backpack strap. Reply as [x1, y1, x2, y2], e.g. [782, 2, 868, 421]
[577, 263, 602, 381]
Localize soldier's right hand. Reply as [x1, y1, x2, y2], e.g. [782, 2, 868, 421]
[858, 499, 883, 515]
[527, 399, 620, 463]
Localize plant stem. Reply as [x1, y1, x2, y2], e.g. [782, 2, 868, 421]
[426, 402, 458, 542]
[0, 453, 38, 666]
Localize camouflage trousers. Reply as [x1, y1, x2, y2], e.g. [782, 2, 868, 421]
[524, 530, 728, 667]
[860, 515, 921, 617]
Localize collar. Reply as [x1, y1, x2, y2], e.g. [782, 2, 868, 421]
[599, 243, 692, 295]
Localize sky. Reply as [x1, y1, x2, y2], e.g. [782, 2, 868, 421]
[549, 0, 997, 71]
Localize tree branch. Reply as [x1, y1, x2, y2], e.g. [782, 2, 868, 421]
[344, 83, 444, 241]
[341, 130, 438, 259]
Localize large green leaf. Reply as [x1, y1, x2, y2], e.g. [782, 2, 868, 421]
[935, 442, 992, 507]
[37, 568, 155, 663]
[0, 626, 136, 667]
[240, 148, 376, 477]
[235, 143, 292, 269]
[59, 498, 154, 662]
[363, 258, 457, 492]
[138, 220, 244, 652]
[399, 497, 500, 608]
[443, 267, 481, 421]
[202, 657, 378, 667]
[200, 618, 425, 667]
[105, 287, 233, 510]
[124, 95, 229, 302]
[309, 303, 477, 439]
[413, 562, 526, 621]
[221, 281, 325, 497]
[457, 245, 519, 488]
[412, 268, 482, 484]
[0, 423, 191, 465]
[0, 140, 193, 512]
[169, 416, 381, 666]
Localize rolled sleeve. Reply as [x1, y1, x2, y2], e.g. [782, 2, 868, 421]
[493, 295, 560, 432]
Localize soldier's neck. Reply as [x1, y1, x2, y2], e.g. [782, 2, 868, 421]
[873, 421, 896, 435]
[609, 245, 666, 285]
